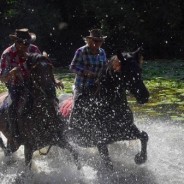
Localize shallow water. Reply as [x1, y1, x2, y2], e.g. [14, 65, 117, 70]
[0, 117, 184, 184]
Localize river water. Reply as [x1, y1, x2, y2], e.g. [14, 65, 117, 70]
[0, 116, 184, 184]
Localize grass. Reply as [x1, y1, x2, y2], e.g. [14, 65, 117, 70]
[0, 59, 184, 122]
[129, 59, 184, 122]
[54, 67, 75, 95]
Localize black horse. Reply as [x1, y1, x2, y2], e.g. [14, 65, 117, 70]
[0, 53, 79, 168]
[60, 47, 150, 170]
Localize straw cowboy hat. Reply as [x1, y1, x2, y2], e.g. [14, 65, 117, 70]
[85, 29, 107, 41]
[9, 28, 36, 44]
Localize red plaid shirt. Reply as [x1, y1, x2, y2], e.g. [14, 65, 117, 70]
[0, 43, 41, 85]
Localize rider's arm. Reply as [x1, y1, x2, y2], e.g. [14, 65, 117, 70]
[69, 49, 86, 76]
[0, 67, 19, 83]
[49, 66, 64, 90]
[0, 52, 17, 83]
[69, 49, 96, 78]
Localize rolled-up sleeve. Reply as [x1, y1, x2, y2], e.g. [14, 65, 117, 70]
[69, 49, 85, 75]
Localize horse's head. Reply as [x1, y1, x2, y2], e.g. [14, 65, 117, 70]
[116, 47, 150, 104]
[26, 53, 56, 99]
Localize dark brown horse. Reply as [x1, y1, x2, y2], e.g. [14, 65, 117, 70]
[0, 53, 79, 168]
[59, 47, 150, 170]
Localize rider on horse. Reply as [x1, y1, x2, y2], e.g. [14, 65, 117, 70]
[0, 28, 63, 147]
[0, 28, 41, 146]
[69, 29, 107, 114]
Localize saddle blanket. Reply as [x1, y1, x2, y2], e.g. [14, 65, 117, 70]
[59, 97, 73, 118]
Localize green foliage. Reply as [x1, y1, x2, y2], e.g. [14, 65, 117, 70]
[48, 60, 184, 122]
[129, 59, 184, 122]
[1, 60, 183, 122]
[0, 82, 7, 93]
[54, 67, 75, 96]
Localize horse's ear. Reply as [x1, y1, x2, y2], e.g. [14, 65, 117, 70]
[42, 51, 53, 64]
[116, 49, 125, 62]
[132, 47, 144, 66]
[132, 47, 143, 56]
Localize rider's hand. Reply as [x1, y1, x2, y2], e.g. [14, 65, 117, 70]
[84, 71, 97, 78]
[8, 67, 20, 81]
[55, 79, 64, 90]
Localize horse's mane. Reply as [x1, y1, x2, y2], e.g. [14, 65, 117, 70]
[26, 53, 52, 69]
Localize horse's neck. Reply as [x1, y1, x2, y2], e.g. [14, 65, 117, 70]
[33, 94, 57, 112]
[98, 70, 127, 104]
[99, 70, 123, 91]
[30, 84, 45, 98]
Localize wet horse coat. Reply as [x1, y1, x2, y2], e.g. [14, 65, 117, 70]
[61, 48, 150, 169]
[0, 53, 79, 167]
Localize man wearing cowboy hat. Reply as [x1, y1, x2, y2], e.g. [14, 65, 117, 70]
[0, 28, 41, 146]
[70, 29, 107, 89]
[69, 28, 107, 125]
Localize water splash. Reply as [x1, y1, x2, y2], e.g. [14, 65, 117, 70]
[0, 117, 184, 184]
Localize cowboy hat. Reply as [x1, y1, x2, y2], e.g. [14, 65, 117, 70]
[85, 29, 107, 41]
[9, 28, 36, 44]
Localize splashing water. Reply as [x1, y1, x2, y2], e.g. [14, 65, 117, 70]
[0, 116, 184, 184]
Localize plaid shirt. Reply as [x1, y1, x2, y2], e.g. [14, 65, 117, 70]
[0, 43, 41, 85]
[70, 45, 107, 88]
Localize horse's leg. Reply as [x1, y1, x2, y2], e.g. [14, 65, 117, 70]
[24, 144, 33, 168]
[4, 137, 20, 156]
[57, 136, 81, 170]
[97, 143, 113, 171]
[134, 130, 148, 164]
[0, 136, 7, 156]
[123, 107, 148, 164]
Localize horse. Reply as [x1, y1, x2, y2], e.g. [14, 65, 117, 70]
[0, 53, 80, 168]
[58, 47, 150, 170]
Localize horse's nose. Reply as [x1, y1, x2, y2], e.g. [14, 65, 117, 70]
[137, 90, 150, 104]
[138, 97, 149, 104]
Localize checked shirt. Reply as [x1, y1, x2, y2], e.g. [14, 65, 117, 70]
[70, 45, 107, 88]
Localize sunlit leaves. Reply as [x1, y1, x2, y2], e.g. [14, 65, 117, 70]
[44, 60, 184, 122]
[131, 59, 184, 122]
[54, 67, 75, 96]
[0, 82, 6, 93]
[1, 59, 184, 122]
